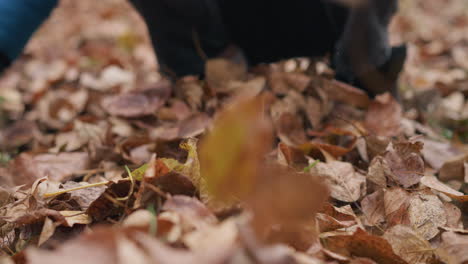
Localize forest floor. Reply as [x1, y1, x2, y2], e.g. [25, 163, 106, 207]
[0, 0, 467, 263]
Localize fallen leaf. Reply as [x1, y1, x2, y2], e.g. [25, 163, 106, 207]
[420, 138, 461, 170]
[384, 141, 425, 187]
[163, 195, 217, 230]
[38, 217, 57, 246]
[408, 192, 447, 240]
[322, 228, 407, 264]
[439, 232, 468, 264]
[366, 156, 389, 188]
[199, 96, 273, 205]
[364, 93, 402, 137]
[420, 175, 466, 200]
[384, 187, 411, 227]
[322, 79, 370, 108]
[439, 154, 467, 182]
[59, 211, 92, 227]
[0, 120, 38, 149]
[383, 225, 436, 264]
[313, 161, 366, 202]
[205, 58, 247, 92]
[361, 190, 385, 226]
[34, 152, 90, 182]
[102, 85, 170, 117]
[60, 181, 107, 209]
[248, 164, 328, 248]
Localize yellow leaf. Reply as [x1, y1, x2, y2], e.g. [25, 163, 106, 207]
[199, 97, 273, 206]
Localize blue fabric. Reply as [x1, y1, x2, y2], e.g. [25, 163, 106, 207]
[0, 0, 58, 60]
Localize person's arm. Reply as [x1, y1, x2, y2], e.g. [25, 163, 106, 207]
[0, 0, 58, 72]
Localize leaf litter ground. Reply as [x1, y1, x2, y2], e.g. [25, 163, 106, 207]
[0, 0, 467, 263]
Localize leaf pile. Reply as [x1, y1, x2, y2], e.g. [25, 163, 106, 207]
[0, 0, 467, 263]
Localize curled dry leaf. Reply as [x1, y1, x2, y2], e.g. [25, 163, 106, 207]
[316, 204, 358, 233]
[313, 161, 366, 202]
[303, 127, 358, 158]
[37, 88, 89, 129]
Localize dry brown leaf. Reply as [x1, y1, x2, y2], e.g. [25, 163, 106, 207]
[60, 211, 92, 227]
[26, 228, 118, 264]
[420, 175, 466, 202]
[157, 100, 192, 122]
[33, 152, 90, 182]
[420, 138, 461, 170]
[361, 190, 385, 226]
[277, 143, 309, 169]
[313, 161, 366, 202]
[364, 93, 402, 137]
[248, 164, 328, 248]
[205, 58, 247, 92]
[102, 84, 170, 117]
[163, 195, 217, 230]
[384, 187, 411, 227]
[175, 76, 204, 110]
[383, 225, 436, 264]
[275, 112, 307, 146]
[322, 79, 370, 108]
[322, 228, 407, 264]
[443, 203, 463, 229]
[408, 192, 447, 240]
[60, 181, 107, 209]
[0, 120, 38, 150]
[38, 217, 57, 246]
[37, 88, 89, 129]
[268, 71, 311, 95]
[86, 180, 131, 221]
[439, 232, 468, 264]
[366, 156, 389, 188]
[439, 154, 467, 182]
[150, 113, 211, 141]
[384, 141, 425, 187]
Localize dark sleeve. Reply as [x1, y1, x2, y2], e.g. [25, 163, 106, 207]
[0, 51, 10, 73]
[0, 0, 58, 62]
